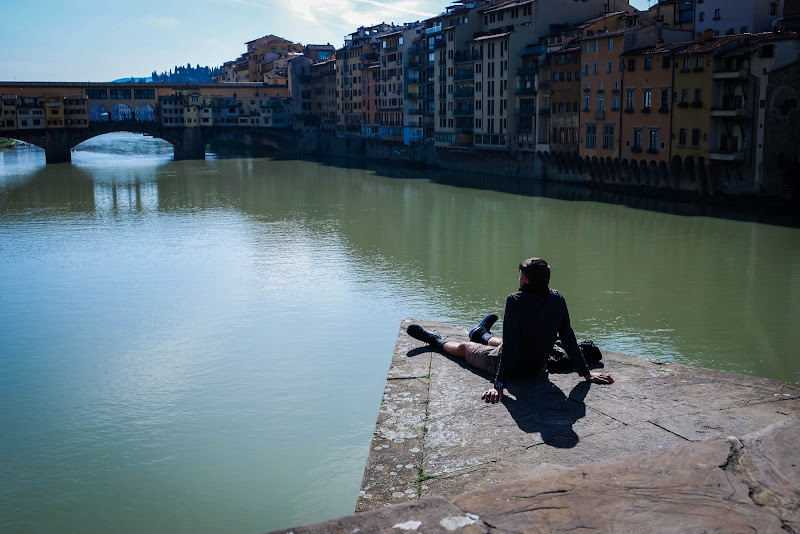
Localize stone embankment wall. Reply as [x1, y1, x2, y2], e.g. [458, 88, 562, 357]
[311, 133, 760, 199]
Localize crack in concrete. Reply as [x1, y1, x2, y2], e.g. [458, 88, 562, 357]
[647, 420, 692, 441]
[417, 355, 433, 499]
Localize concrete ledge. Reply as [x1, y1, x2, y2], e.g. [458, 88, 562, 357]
[269, 320, 799, 533]
[271, 419, 799, 533]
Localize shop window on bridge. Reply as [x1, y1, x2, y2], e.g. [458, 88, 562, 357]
[86, 89, 107, 99]
[134, 89, 155, 99]
[110, 89, 132, 100]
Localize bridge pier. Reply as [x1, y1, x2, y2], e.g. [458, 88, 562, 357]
[173, 128, 206, 161]
[44, 129, 72, 164]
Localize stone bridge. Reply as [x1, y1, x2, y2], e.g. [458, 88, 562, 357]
[5, 121, 298, 163]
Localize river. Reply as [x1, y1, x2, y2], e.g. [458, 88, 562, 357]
[1, 133, 798, 533]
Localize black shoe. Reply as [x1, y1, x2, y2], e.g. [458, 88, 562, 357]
[469, 314, 498, 344]
[407, 324, 444, 350]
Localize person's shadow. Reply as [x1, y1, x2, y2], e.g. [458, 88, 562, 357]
[502, 377, 590, 448]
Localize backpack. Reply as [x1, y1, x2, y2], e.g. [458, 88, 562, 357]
[547, 339, 603, 372]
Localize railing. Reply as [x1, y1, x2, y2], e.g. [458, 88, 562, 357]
[454, 51, 481, 64]
[454, 70, 474, 82]
[518, 87, 537, 96]
[454, 106, 474, 116]
[517, 67, 538, 77]
[454, 88, 474, 99]
[522, 45, 547, 56]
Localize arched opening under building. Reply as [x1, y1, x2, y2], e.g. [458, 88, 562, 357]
[111, 104, 132, 121]
[134, 104, 155, 122]
[89, 104, 109, 122]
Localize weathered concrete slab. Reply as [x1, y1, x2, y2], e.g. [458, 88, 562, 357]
[269, 420, 800, 533]
[358, 320, 800, 508]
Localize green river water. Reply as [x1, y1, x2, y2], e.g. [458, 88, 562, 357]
[1, 133, 798, 533]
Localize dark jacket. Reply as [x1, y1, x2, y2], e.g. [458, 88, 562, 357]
[495, 288, 589, 383]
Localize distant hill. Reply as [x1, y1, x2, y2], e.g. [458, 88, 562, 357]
[109, 64, 218, 84]
[111, 77, 153, 83]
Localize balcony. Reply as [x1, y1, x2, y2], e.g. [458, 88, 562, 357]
[426, 25, 442, 34]
[454, 70, 474, 82]
[708, 150, 745, 161]
[522, 45, 547, 56]
[454, 106, 474, 116]
[454, 88, 474, 99]
[713, 68, 749, 79]
[518, 104, 536, 115]
[517, 87, 538, 96]
[690, 100, 703, 108]
[710, 106, 750, 118]
[539, 81, 551, 90]
[454, 51, 481, 64]
[517, 67, 538, 78]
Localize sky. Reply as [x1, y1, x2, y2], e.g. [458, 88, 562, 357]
[0, 0, 651, 82]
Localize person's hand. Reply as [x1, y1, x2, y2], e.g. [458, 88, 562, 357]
[481, 387, 503, 403]
[584, 372, 614, 384]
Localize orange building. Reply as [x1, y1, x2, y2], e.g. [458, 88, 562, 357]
[619, 44, 680, 162]
[577, 29, 629, 160]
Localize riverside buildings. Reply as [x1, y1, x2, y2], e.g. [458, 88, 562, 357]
[2, 0, 797, 198]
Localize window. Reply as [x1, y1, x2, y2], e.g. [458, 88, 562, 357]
[691, 128, 700, 146]
[644, 57, 653, 70]
[714, 8, 720, 20]
[771, 2, 777, 15]
[586, 124, 597, 148]
[633, 128, 642, 150]
[607, 61, 613, 73]
[694, 88, 702, 103]
[584, 95, 591, 111]
[603, 124, 614, 148]
[593, 63, 598, 75]
[628, 58, 636, 71]
[699, 12, 705, 21]
[598, 98, 604, 111]
[608, 38, 614, 51]
[660, 88, 670, 109]
[683, 58, 691, 70]
[626, 89, 635, 110]
[696, 57, 704, 69]
[594, 41, 599, 52]
[612, 95, 620, 110]
[86, 89, 107, 99]
[679, 128, 687, 145]
[681, 88, 689, 103]
[741, 26, 748, 34]
[643, 89, 652, 109]
[648, 129, 659, 151]
[584, 64, 590, 76]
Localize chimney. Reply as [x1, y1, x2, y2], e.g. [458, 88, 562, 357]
[703, 28, 714, 41]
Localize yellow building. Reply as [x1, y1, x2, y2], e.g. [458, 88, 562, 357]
[1, 94, 17, 130]
[63, 95, 89, 129]
[670, 34, 740, 166]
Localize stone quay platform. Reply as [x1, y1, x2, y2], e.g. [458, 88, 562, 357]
[271, 319, 799, 533]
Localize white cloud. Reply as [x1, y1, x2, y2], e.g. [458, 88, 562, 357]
[143, 16, 181, 29]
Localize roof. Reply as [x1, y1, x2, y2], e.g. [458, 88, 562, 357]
[482, 0, 533, 14]
[305, 44, 335, 50]
[673, 34, 744, 55]
[472, 31, 512, 42]
[620, 42, 691, 56]
[575, 10, 633, 28]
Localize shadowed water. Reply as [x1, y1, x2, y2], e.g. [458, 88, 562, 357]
[1, 133, 798, 533]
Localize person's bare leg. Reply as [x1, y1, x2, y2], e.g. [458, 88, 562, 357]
[487, 336, 501, 347]
[442, 341, 468, 358]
